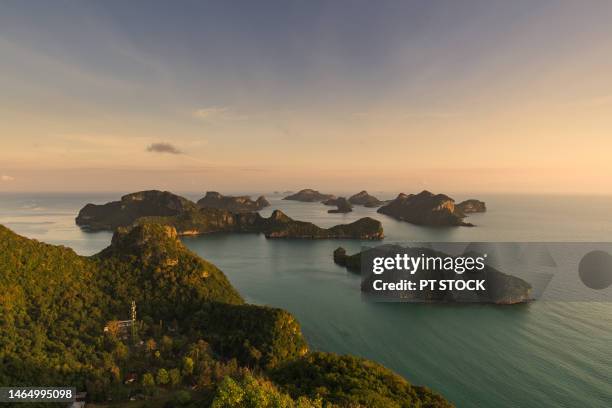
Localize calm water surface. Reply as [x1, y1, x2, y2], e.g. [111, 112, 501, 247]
[1, 192, 611, 407]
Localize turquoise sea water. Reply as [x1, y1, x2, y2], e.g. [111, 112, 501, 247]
[1, 192, 611, 407]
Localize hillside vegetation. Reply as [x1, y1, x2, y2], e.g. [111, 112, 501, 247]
[0, 224, 451, 407]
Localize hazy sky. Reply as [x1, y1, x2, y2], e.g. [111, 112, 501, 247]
[1, 0, 612, 194]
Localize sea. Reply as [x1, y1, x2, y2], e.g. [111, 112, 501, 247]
[1, 192, 611, 407]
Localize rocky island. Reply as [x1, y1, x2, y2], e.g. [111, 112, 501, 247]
[283, 188, 335, 202]
[377, 190, 476, 226]
[76, 190, 383, 240]
[197, 191, 270, 212]
[333, 245, 532, 304]
[141, 209, 383, 239]
[0, 224, 450, 406]
[76, 190, 195, 231]
[327, 197, 353, 213]
[321, 197, 342, 206]
[457, 199, 487, 214]
[349, 190, 384, 207]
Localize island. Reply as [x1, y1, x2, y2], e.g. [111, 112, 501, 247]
[75, 190, 195, 231]
[283, 188, 335, 202]
[321, 197, 342, 206]
[377, 190, 476, 226]
[76, 190, 384, 240]
[0, 224, 451, 406]
[333, 245, 532, 304]
[327, 197, 353, 213]
[457, 199, 487, 214]
[140, 209, 383, 239]
[197, 191, 270, 212]
[348, 190, 384, 207]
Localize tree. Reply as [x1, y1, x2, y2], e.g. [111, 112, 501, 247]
[169, 368, 181, 387]
[161, 335, 173, 354]
[156, 368, 170, 385]
[211, 376, 243, 408]
[114, 341, 129, 361]
[210, 374, 318, 408]
[182, 356, 194, 376]
[142, 373, 155, 387]
[145, 338, 157, 353]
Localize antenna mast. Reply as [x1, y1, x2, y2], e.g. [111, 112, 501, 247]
[130, 300, 137, 342]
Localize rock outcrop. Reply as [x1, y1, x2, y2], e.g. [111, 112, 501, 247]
[348, 190, 384, 207]
[197, 191, 270, 213]
[283, 189, 335, 202]
[377, 190, 474, 226]
[457, 199, 486, 214]
[327, 197, 353, 213]
[333, 247, 348, 266]
[333, 245, 532, 304]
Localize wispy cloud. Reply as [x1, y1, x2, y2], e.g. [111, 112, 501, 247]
[146, 142, 183, 154]
[193, 106, 248, 121]
[1, 175, 15, 182]
[352, 110, 463, 120]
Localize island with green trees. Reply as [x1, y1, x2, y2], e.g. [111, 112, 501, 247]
[196, 191, 270, 213]
[76, 190, 384, 240]
[377, 191, 484, 227]
[0, 223, 451, 407]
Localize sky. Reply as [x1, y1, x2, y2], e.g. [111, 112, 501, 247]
[1, 0, 612, 194]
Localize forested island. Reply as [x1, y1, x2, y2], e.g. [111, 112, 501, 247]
[377, 191, 485, 227]
[0, 224, 451, 407]
[76, 190, 383, 240]
[348, 191, 384, 207]
[196, 191, 270, 213]
[283, 189, 335, 202]
[333, 245, 532, 304]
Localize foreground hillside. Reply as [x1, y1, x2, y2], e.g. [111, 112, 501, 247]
[0, 224, 451, 407]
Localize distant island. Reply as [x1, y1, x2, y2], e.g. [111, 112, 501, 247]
[456, 199, 486, 214]
[0, 224, 450, 406]
[197, 191, 270, 213]
[377, 190, 485, 227]
[348, 190, 385, 207]
[333, 245, 532, 304]
[322, 197, 342, 206]
[141, 209, 383, 240]
[327, 197, 353, 214]
[76, 190, 383, 240]
[283, 188, 335, 202]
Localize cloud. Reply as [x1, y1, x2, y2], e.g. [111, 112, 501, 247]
[193, 106, 248, 121]
[193, 106, 229, 119]
[146, 142, 183, 154]
[352, 110, 463, 120]
[1, 175, 15, 182]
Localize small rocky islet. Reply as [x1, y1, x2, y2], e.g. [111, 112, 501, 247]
[348, 190, 385, 207]
[456, 198, 486, 214]
[283, 188, 335, 202]
[327, 197, 353, 213]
